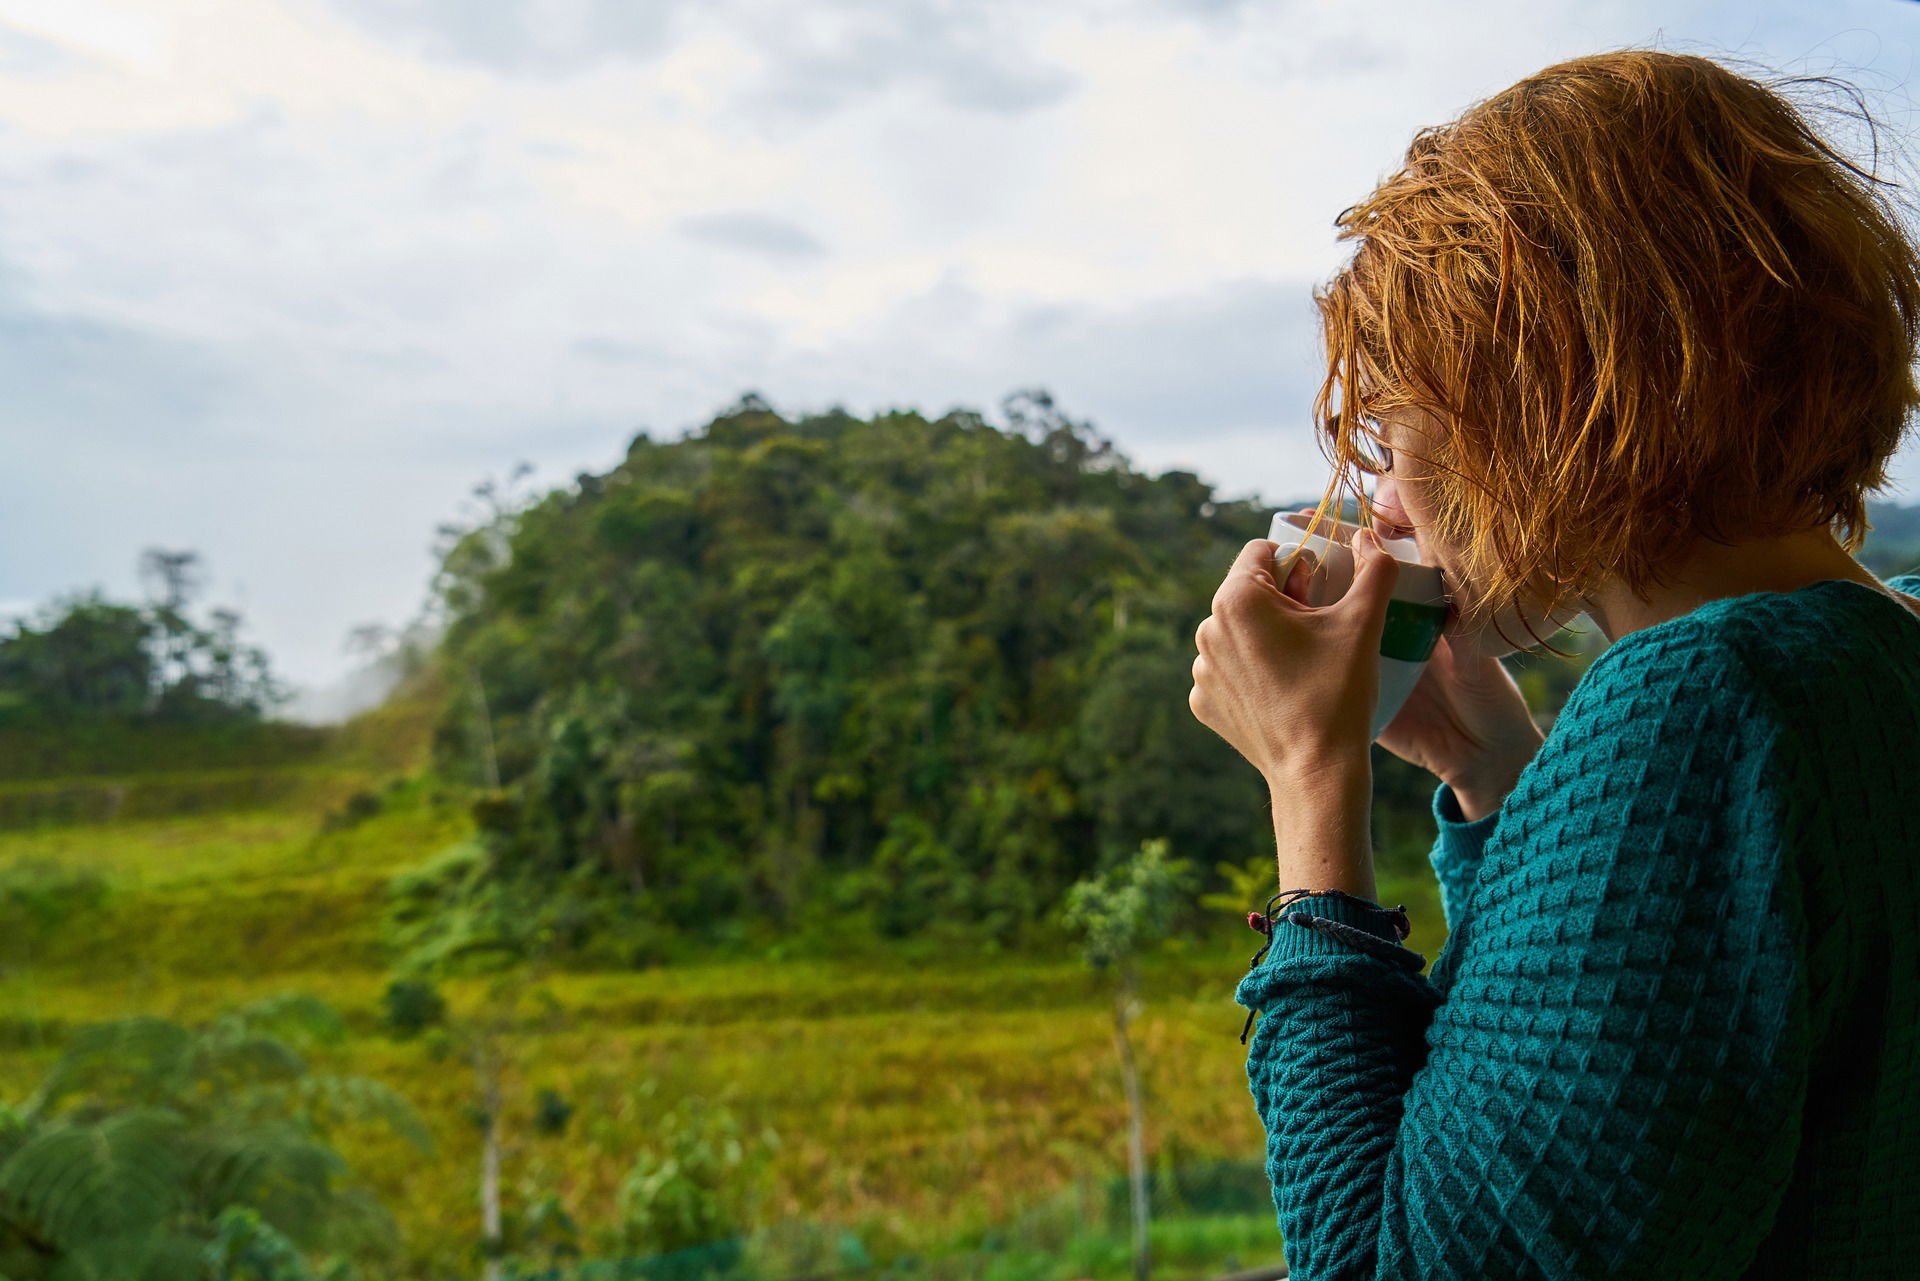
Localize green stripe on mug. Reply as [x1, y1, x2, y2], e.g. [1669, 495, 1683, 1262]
[1380, 599, 1448, 663]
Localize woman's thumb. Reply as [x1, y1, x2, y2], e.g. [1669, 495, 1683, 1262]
[1348, 529, 1401, 622]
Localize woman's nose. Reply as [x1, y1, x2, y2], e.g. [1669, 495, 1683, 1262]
[1369, 477, 1417, 540]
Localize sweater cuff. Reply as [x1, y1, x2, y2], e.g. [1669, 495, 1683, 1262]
[1234, 893, 1428, 1009]
[1431, 780, 1500, 878]
[1280, 892, 1405, 942]
[1433, 779, 1503, 833]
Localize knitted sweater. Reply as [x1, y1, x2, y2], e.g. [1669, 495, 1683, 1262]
[1233, 573, 1920, 1280]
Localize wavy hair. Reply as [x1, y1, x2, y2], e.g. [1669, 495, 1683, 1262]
[1298, 49, 1920, 653]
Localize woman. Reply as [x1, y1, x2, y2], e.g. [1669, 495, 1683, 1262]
[1188, 50, 1920, 1279]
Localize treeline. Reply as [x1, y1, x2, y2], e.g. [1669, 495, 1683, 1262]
[0, 550, 283, 728]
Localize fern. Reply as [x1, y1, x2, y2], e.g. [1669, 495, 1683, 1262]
[23, 1019, 194, 1122]
[1, 994, 424, 1280]
[0, 1107, 185, 1250]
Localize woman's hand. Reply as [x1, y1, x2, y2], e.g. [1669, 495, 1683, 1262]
[1189, 530, 1403, 783]
[1374, 632, 1545, 820]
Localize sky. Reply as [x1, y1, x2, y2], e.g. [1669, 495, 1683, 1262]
[3, 0, 1919, 714]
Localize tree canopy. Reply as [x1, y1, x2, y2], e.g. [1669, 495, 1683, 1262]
[0, 551, 283, 727]
[424, 392, 1287, 956]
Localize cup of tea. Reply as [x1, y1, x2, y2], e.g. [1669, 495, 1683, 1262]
[1268, 510, 1451, 740]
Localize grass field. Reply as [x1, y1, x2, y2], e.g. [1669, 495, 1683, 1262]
[0, 704, 1450, 1281]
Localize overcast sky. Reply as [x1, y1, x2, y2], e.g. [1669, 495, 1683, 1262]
[3, 0, 1920, 711]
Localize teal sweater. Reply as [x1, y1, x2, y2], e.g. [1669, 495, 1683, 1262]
[1234, 573, 1920, 1279]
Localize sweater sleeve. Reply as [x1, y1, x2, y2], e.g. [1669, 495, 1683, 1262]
[1233, 635, 1810, 1280]
[1427, 780, 1500, 933]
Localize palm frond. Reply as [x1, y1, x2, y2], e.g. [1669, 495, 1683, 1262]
[0, 1108, 186, 1249]
[293, 1075, 433, 1153]
[23, 1020, 194, 1121]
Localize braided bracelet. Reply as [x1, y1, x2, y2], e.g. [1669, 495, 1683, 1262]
[1237, 888, 1424, 1044]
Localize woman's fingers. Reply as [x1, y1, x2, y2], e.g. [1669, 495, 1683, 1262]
[1281, 553, 1313, 601]
[1229, 537, 1278, 581]
[1213, 539, 1280, 614]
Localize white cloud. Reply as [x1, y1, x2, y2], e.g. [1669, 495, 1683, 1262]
[322, 0, 691, 77]
[677, 210, 829, 259]
[1, 0, 1918, 699]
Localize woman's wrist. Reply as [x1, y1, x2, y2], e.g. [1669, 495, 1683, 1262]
[1443, 741, 1541, 822]
[1446, 781, 1509, 823]
[1265, 751, 1375, 899]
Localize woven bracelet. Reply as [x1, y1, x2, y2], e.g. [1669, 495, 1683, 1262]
[1236, 888, 1422, 1045]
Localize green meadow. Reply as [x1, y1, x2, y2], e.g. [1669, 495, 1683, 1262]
[0, 695, 1449, 1280]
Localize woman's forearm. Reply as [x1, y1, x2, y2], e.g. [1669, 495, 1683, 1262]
[1264, 751, 1375, 899]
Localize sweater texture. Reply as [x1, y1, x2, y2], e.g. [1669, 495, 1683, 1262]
[1234, 573, 1920, 1279]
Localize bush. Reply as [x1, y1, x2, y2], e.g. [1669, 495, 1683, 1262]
[608, 1086, 779, 1261]
[379, 979, 447, 1039]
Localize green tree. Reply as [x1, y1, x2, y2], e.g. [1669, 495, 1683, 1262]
[379, 969, 576, 1281]
[0, 593, 154, 722]
[0, 551, 285, 726]
[1061, 838, 1198, 1281]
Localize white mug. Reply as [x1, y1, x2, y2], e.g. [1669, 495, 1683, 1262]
[1268, 510, 1452, 741]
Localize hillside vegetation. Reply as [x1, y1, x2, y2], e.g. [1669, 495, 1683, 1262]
[420, 393, 1287, 968]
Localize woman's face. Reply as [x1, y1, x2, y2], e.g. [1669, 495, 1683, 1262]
[1366, 409, 1585, 660]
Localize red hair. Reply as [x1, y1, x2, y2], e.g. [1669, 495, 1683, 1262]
[1300, 49, 1920, 651]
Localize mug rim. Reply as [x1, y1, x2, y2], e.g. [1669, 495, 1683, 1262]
[1271, 509, 1423, 561]
[1268, 511, 1448, 605]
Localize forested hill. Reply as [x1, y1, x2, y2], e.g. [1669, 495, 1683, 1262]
[409, 392, 1920, 965]
[422, 393, 1298, 959]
